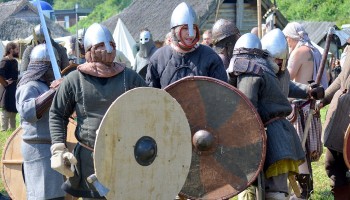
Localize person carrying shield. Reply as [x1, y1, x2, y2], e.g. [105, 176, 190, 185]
[228, 33, 305, 200]
[318, 44, 350, 200]
[49, 23, 146, 199]
[16, 44, 65, 200]
[145, 2, 227, 88]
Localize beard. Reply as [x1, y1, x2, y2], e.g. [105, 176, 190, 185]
[12, 52, 19, 58]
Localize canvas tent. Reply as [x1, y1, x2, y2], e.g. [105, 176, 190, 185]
[113, 18, 136, 66]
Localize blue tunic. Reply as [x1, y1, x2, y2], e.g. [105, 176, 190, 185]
[16, 80, 65, 200]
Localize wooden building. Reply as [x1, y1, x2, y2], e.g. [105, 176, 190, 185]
[0, 0, 70, 41]
[102, 0, 289, 43]
[55, 8, 92, 28]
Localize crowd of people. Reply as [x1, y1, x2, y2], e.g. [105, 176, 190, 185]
[0, 1, 349, 200]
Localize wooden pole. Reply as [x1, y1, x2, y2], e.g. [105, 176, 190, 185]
[257, 0, 262, 38]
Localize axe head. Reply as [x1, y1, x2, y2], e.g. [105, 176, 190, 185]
[87, 174, 110, 197]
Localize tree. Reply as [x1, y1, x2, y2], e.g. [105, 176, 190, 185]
[67, 0, 132, 33]
[275, 0, 349, 27]
[53, 0, 106, 10]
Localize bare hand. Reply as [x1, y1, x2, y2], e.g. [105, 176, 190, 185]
[6, 78, 13, 85]
[50, 78, 63, 89]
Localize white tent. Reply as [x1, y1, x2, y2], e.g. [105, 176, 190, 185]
[311, 41, 332, 56]
[113, 18, 136, 66]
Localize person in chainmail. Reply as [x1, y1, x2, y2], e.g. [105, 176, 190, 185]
[133, 28, 157, 79]
[16, 44, 65, 200]
[228, 33, 305, 200]
[49, 23, 146, 199]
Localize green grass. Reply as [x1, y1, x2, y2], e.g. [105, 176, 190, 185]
[0, 108, 335, 199]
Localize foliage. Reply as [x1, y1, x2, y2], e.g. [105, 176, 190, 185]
[53, 0, 106, 10]
[275, 0, 350, 27]
[51, 0, 132, 33]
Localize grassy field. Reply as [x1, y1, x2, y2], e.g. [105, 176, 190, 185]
[0, 108, 335, 199]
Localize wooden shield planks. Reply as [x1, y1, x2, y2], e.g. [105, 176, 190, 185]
[1, 127, 26, 200]
[165, 76, 266, 200]
[94, 87, 192, 200]
[343, 123, 350, 170]
[1, 119, 77, 200]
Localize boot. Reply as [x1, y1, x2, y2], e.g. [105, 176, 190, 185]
[296, 174, 313, 199]
[332, 185, 350, 200]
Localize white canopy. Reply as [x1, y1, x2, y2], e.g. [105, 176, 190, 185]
[311, 41, 332, 56]
[113, 18, 136, 66]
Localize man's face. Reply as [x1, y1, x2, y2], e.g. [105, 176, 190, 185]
[202, 33, 212, 45]
[179, 25, 197, 46]
[285, 36, 297, 52]
[12, 47, 19, 58]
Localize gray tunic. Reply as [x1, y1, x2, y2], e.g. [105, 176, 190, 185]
[50, 67, 146, 198]
[16, 80, 65, 200]
[228, 53, 305, 171]
[322, 50, 350, 152]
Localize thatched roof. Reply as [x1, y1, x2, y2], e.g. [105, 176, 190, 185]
[0, 0, 70, 41]
[102, 0, 288, 42]
[102, 0, 219, 42]
[300, 21, 337, 44]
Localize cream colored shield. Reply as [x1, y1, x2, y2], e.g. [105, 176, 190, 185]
[94, 87, 192, 200]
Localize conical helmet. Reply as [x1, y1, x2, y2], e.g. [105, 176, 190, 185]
[84, 23, 115, 53]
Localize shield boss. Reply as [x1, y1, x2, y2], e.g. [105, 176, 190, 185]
[165, 76, 266, 199]
[94, 87, 192, 199]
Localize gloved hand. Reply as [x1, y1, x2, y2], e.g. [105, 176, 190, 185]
[308, 82, 324, 100]
[50, 143, 77, 178]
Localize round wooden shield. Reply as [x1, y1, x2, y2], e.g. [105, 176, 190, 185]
[343, 123, 350, 170]
[164, 76, 266, 200]
[1, 119, 78, 200]
[94, 87, 192, 200]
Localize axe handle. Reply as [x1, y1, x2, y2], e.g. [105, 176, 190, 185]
[288, 174, 301, 198]
[316, 27, 334, 85]
[302, 27, 334, 149]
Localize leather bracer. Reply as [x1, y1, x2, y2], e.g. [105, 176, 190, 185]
[35, 88, 56, 119]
